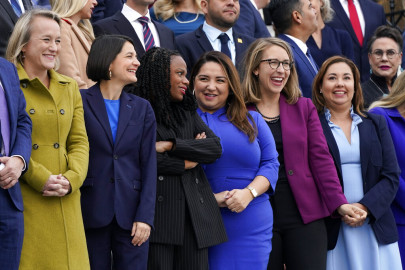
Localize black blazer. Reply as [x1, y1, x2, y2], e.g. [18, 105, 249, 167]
[92, 11, 176, 60]
[150, 110, 227, 249]
[0, 0, 32, 57]
[320, 112, 400, 249]
[175, 25, 255, 76]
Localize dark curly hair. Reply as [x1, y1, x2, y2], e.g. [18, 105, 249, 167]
[132, 47, 197, 130]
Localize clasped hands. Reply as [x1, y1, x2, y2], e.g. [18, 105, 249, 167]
[214, 189, 253, 213]
[0, 156, 24, 189]
[337, 203, 368, 227]
[42, 174, 71, 197]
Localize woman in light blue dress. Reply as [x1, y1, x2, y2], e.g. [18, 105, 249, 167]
[313, 56, 402, 270]
[190, 51, 279, 269]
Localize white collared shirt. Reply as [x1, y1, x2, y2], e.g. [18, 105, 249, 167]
[202, 21, 236, 64]
[121, 4, 160, 49]
[338, 0, 365, 36]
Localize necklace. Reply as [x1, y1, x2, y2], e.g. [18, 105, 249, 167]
[173, 12, 199, 24]
[255, 104, 280, 123]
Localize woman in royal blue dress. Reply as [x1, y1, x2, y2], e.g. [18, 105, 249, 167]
[313, 56, 402, 270]
[190, 51, 280, 270]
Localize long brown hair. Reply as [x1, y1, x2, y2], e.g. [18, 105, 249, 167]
[190, 51, 258, 142]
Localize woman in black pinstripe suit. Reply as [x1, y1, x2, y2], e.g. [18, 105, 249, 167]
[133, 47, 227, 270]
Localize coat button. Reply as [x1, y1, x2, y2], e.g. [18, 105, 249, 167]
[60, 109, 65, 115]
[288, 170, 294, 175]
[29, 109, 35, 114]
[158, 176, 164, 181]
[110, 178, 115, 183]
[157, 196, 164, 202]
[21, 83, 27, 88]
[54, 143, 59, 149]
[113, 155, 118, 160]
[200, 197, 204, 204]
[195, 178, 199, 184]
[32, 144, 39, 150]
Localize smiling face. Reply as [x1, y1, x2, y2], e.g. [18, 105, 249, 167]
[369, 37, 402, 81]
[109, 41, 140, 85]
[321, 62, 355, 111]
[169, 55, 189, 102]
[77, 0, 98, 20]
[22, 16, 61, 74]
[194, 61, 229, 114]
[254, 45, 291, 97]
[201, 0, 240, 32]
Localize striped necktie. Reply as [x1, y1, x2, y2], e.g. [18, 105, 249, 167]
[10, 0, 23, 17]
[138, 16, 155, 51]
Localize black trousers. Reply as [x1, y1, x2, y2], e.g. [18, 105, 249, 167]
[148, 210, 208, 270]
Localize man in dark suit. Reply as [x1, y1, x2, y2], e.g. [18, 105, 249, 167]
[175, 0, 255, 75]
[91, 0, 125, 23]
[269, 0, 318, 98]
[0, 0, 32, 57]
[92, 0, 175, 60]
[233, 0, 271, 38]
[0, 58, 32, 270]
[327, 0, 386, 82]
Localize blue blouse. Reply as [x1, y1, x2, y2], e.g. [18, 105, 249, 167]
[104, 99, 120, 142]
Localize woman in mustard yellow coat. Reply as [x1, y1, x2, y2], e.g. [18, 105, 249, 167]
[6, 10, 90, 270]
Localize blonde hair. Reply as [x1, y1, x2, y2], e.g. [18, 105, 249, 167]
[369, 71, 405, 109]
[320, 0, 334, 23]
[242, 37, 301, 105]
[154, 0, 201, 21]
[50, 0, 95, 41]
[6, 9, 61, 67]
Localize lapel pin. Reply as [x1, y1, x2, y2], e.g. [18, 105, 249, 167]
[237, 38, 243, 43]
[126, 104, 132, 109]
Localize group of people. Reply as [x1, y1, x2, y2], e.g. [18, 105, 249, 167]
[0, 0, 405, 270]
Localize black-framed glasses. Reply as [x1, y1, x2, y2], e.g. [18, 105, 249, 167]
[260, 59, 294, 70]
[370, 49, 400, 60]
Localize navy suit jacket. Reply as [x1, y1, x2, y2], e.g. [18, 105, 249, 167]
[91, 0, 125, 23]
[327, 0, 386, 82]
[80, 84, 157, 230]
[278, 34, 317, 98]
[175, 24, 255, 76]
[92, 11, 176, 60]
[320, 112, 400, 249]
[0, 58, 32, 211]
[233, 0, 270, 39]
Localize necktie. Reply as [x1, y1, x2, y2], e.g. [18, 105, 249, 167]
[0, 84, 9, 156]
[10, 0, 22, 17]
[218, 34, 232, 60]
[348, 0, 363, 46]
[138, 16, 155, 51]
[306, 49, 318, 72]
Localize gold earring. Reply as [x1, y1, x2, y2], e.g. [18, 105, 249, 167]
[109, 70, 112, 79]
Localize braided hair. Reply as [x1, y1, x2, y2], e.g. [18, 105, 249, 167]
[133, 47, 197, 130]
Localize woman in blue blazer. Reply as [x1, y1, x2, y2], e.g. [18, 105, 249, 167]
[80, 35, 157, 270]
[313, 56, 402, 270]
[369, 71, 405, 267]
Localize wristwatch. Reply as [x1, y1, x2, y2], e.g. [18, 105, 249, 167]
[246, 186, 258, 198]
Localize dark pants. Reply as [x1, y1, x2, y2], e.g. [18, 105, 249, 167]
[148, 210, 208, 270]
[0, 188, 24, 270]
[85, 217, 149, 270]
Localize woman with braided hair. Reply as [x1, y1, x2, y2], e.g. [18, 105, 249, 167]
[133, 47, 227, 270]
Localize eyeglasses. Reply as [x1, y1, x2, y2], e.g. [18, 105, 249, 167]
[370, 49, 400, 60]
[260, 59, 294, 70]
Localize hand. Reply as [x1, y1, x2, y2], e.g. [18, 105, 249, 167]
[195, 132, 206, 140]
[184, 160, 198, 170]
[131, 222, 151, 246]
[42, 174, 71, 197]
[156, 141, 173, 153]
[225, 189, 253, 213]
[214, 190, 230, 207]
[0, 156, 24, 189]
[337, 203, 367, 227]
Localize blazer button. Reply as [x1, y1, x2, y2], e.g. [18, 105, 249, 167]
[60, 109, 65, 115]
[110, 178, 115, 183]
[157, 195, 164, 202]
[195, 178, 199, 184]
[54, 143, 59, 149]
[29, 108, 35, 114]
[113, 155, 118, 160]
[32, 144, 39, 150]
[199, 197, 204, 204]
[21, 83, 27, 88]
[158, 176, 164, 181]
[288, 170, 294, 175]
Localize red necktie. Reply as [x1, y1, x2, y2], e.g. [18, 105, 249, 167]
[348, 0, 363, 46]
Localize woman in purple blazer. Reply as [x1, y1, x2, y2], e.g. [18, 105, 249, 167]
[242, 37, 366, 270]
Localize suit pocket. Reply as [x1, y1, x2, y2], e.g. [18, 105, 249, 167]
[133, 179, 142, 191]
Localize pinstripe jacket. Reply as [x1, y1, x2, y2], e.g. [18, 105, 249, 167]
[150, 110, 228, 249]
